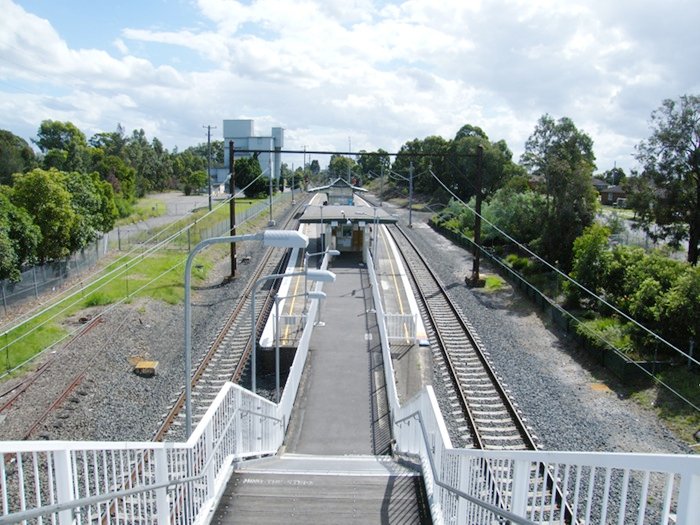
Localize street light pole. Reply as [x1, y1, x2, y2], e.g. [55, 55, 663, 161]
[184, 230, 308, 438]
[251, 268, 335, 395]
[303, 248, 339, 314]
[272, 290, 327, 402]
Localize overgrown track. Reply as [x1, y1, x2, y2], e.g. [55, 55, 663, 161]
[387, 224, 534, 450]
[154, 196, 311, 441]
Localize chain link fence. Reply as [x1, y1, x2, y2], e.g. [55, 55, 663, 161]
[0, 194, 291, 318]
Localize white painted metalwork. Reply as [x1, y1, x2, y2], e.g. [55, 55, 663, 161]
[1, 250, 698, 525]
[367, 249, 700, 525]
[384, 312, 417, 342]
[0, 383, 282, 525]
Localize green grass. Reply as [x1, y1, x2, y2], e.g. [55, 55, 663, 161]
[601, 205, 636, 220]
[631, 367, 700, 444]
[116, 197, 167, 226]
[483, 275, 507, 292]
[1, 249, 214, 375]
[1, 196, 274, 376]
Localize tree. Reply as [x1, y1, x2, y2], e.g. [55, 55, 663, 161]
[10, 169, 77, 262]
[0, 189, 40, 281]
[35, 120, 87, 153]
[0, 130, 36, 184]
[62, 171, 117, 249]
[521, 115, 598, 270]
[565, 224, 612, 306]
[602, 166, 626, 185]
[309, 159, 320, 176]
[89, 124, 127, 157]
[633, 95, 700, 265]
[455, 124, 488, 140]
[182, 170, 208, 196]
[234, 156, 266, 197]
[393, 136, 449, 195]
[328, 155, 358, 181]
[357, 149, 390, 179]
[92, 153, 136, 216]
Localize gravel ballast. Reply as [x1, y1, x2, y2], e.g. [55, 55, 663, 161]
[0, 197, 694, 456]
[394, 205, 692, 455]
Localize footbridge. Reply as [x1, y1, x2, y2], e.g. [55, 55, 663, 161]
[1, 201, 699, 524]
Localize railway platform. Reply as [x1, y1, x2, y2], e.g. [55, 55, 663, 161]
[213, 204, 434, 523]
[3, 195, 698, 525]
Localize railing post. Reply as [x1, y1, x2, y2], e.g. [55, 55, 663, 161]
[510, 459, 531, 519]
[457, 455, 472, 523]
[205, 423, 216, 498]
[53, 450, 74, 525]
[154, 448, 171, 525]
[677, 470, 700, 524]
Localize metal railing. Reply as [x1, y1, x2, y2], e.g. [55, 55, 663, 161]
[367, 248, 700, 525]
[0, 382, 282, 525]
[1, 241, 698, 525]
[384, 312, 417, 343]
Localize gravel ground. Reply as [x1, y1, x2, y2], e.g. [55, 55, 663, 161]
[0, 202, 295, 443]
[0, 195, 694, 456]
[390, 203, 693, 455]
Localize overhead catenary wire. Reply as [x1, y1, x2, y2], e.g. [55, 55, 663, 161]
[426, 168, 700, 412]
[0, 174, 269, 357]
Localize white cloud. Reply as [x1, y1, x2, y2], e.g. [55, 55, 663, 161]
[1, 0, 699, 173]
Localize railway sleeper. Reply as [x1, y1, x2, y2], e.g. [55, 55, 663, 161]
[480, 426, 523, 434]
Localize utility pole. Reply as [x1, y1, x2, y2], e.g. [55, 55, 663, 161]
[380, 165, 384, 207]
[291, 162, 295, 204]
[229, 140, 237, 278]
[408, 161, 414, 228]
[203, 125, 216, 211]
[469, 145, 485, 286]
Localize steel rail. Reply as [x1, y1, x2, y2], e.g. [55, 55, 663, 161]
[154, 196, 310, 441]
[387, 222, 575, 524]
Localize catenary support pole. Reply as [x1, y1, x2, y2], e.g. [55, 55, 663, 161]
[229, 140, 237, 278]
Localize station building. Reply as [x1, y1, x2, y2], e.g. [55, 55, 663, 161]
[302, 178, 397, 262]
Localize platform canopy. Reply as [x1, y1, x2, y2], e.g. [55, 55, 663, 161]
[299, 204, 397, 224]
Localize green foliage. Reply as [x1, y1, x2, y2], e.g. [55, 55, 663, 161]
[182, 169, 208, 196]
[633, 95, 700, 264]
[0, 190, 40, 281]
[576, 316, 633, 354]
[484, 188, 547, 245]
[657, 266, 700, 347]
[84, 292, 112, 307]
[10, 168, 77, 262]
[566, 224, 612, 306]
[521, 114, 598, 270]
[357, 149, 390, 180]
[483, 275, 506, 291]
[62, 171, 118, 249]
[0, 129, 36, 184]
[35, 120, 87, 153]
[234, 156, 267, 197]
[328, 154, 359, 181]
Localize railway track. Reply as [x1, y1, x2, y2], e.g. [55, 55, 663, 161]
[0, 315, 107, 439]
[386, 223, 576, 523]
[154, 196, 312, 441]
[387, 224, 535, 450]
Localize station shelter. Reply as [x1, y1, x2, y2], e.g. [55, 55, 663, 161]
[304, 179, 397, 261]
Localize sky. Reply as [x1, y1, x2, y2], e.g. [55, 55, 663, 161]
[1, 0, 699, 173]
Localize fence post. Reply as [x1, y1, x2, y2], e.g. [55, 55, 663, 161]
[1, 281, 6, 317]
[53, 449, 75, 525]
[32, 266, 39, 299]
[154, 448, 171, 525]
[510, 459, 530, 518]
[205, 423, 216, 498]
